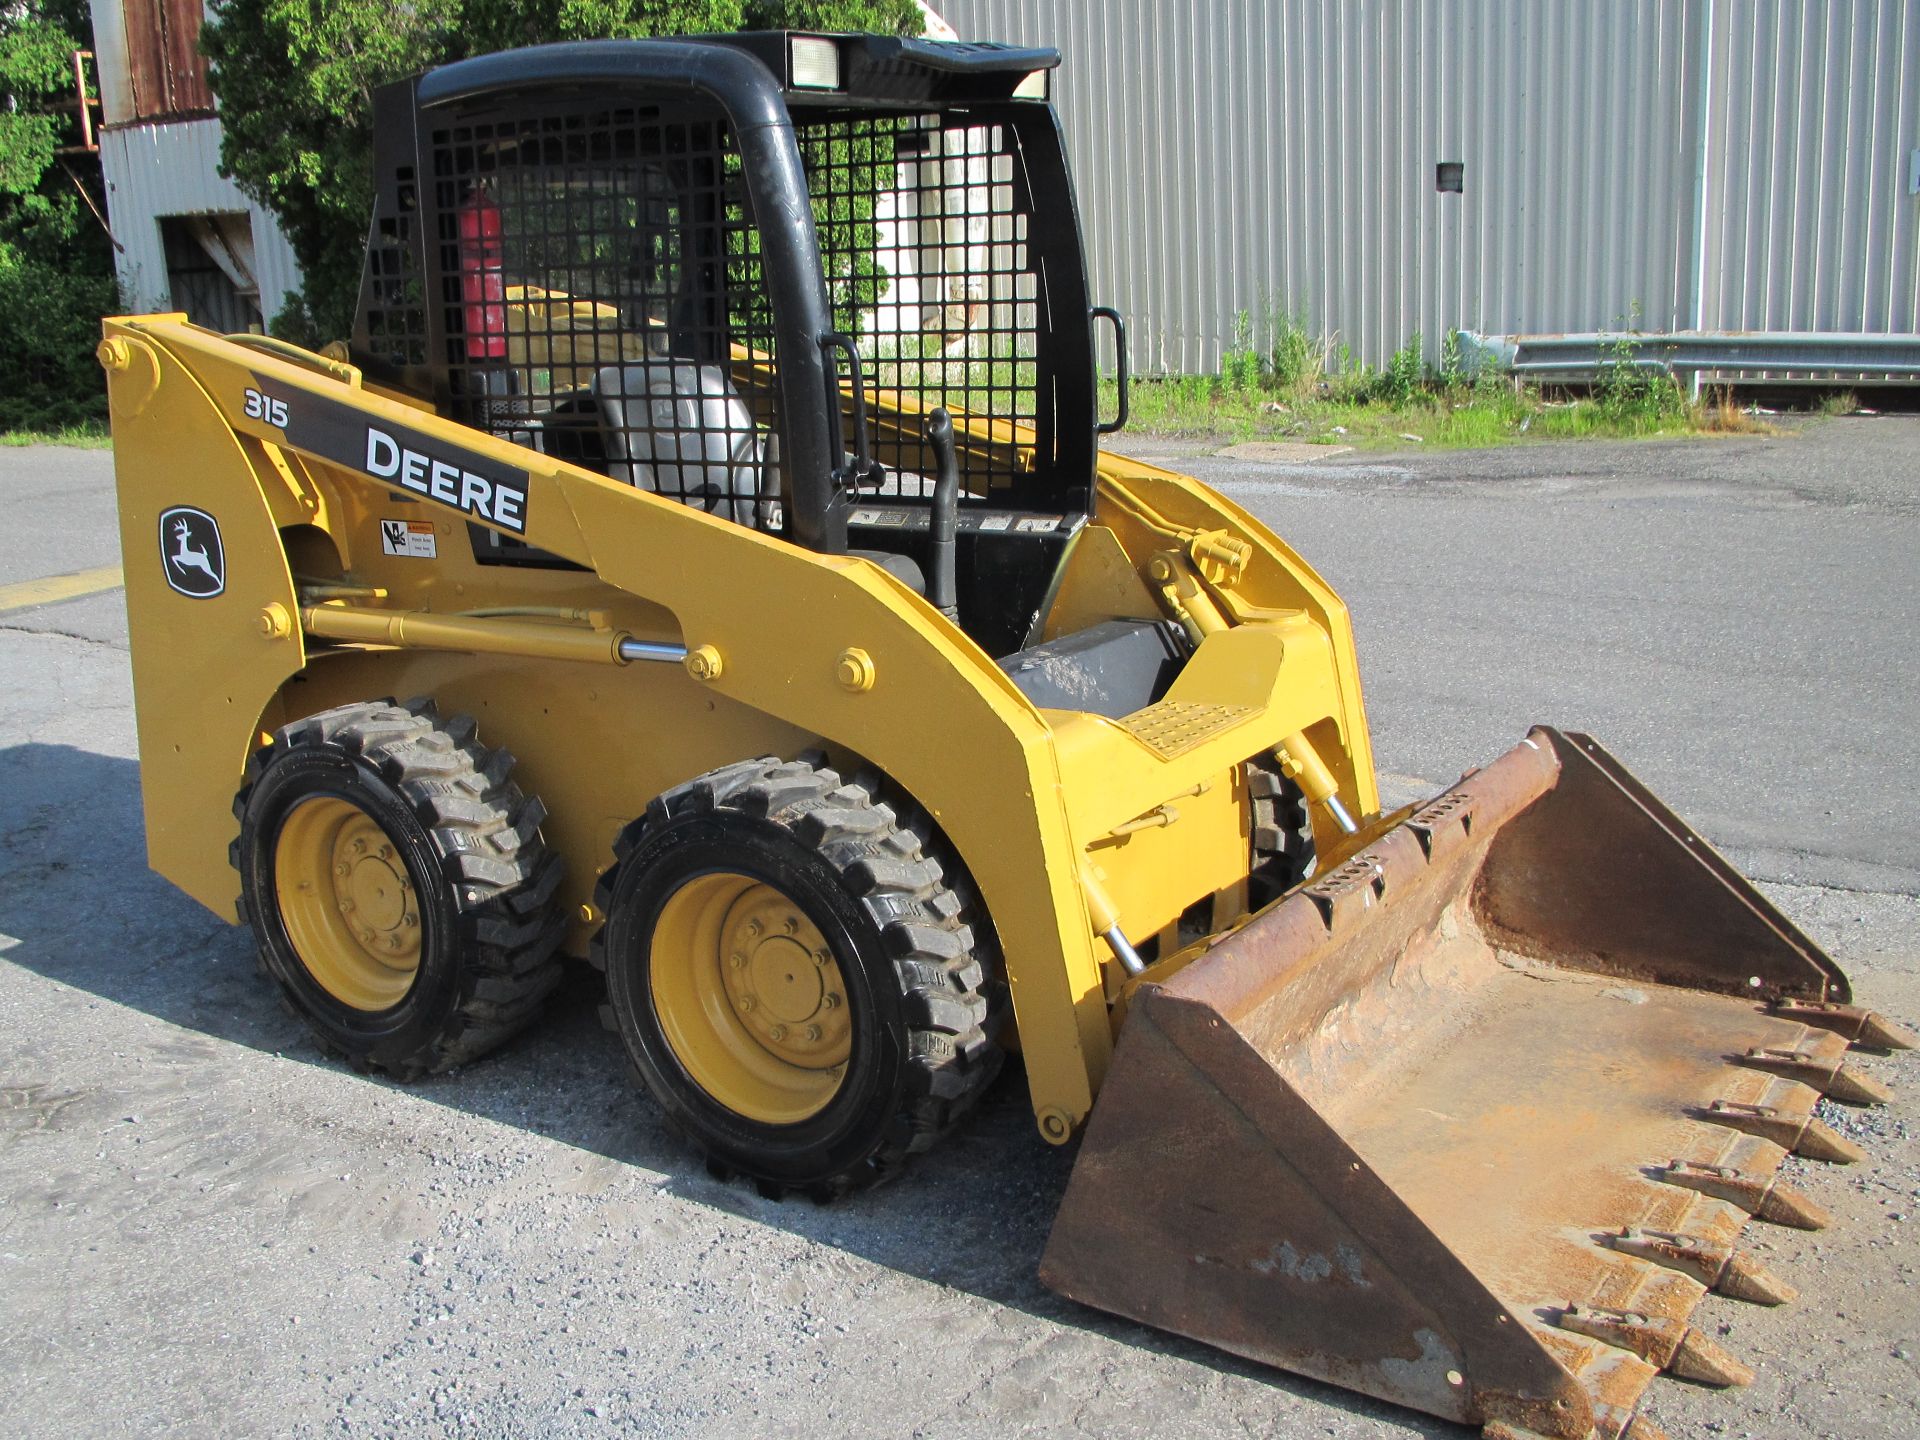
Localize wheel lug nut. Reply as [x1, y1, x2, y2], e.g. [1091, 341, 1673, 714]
[804, 1025, 821, 1042]
[335, 862, 351, 877]
[745, 919, 761, 937]
[768, 1025, 787, 1041]
[822, 992, 841, 1009]
[729, 952, 747, 969]
[403, 913, 418, 928]
[814, 949, 831, 966]
[784, 917, 799, 934]
[340, 898, 356, 912]
[352, 838, 366, 853]
[378, 844, 393, 860]
[737, 994, 755, 1012]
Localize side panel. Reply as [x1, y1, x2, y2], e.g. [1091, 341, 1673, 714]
[113, 319, 1113, 1130]
[102, 324, 306, 920]
[1089, 453, 1381, 820]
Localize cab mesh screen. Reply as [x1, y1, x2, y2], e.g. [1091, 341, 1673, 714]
[428, 106, 778, 529]
[422, 103, 1046, 524]
[796, 112, 1044, 499]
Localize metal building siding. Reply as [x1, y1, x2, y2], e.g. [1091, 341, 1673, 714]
[99, 119, 303, 324]
[941, 0, 1918, 372]
[87, 0, 215, 125]
[87, 0, 133, 126]
[1701, 0, 1920, 336]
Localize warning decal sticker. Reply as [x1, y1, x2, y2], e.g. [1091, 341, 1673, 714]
[380, 519, 438, 558]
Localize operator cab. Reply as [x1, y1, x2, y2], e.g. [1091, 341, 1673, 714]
[351, 32, 1122, 656]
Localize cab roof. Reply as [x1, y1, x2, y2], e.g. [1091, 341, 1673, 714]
[416, 31, 1060, 115]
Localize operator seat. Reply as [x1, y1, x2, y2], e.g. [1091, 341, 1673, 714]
[591, 359, 927, 596]
[593, 360, 771, 529]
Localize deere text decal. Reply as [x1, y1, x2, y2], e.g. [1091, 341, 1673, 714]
[362, 426, 526, 532]
[265, 380, 533, 536]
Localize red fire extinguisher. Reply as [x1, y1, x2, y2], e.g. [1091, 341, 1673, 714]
[458, 185, 507, 361]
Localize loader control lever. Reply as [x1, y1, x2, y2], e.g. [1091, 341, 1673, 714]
[925, 409, 961, 620]
[819, 332, 884, 494]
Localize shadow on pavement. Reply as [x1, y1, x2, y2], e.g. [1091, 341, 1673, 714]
[0, 740, 1454, 1438]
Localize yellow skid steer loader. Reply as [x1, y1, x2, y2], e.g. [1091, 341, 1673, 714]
[99, 32, 1907, 1440]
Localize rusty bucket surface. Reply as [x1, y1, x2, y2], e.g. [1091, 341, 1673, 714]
[1042, 728, 1908, 1440]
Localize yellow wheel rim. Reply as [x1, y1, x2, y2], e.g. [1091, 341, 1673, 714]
[274, 795, 423, 1012]
[650, 871, 851, 1124]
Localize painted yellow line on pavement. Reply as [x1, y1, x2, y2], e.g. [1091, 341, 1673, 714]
[0, 564, 125, 617]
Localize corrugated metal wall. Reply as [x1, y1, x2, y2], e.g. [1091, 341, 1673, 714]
[1701, 0, 1920, 335]
[941, 0, 1920, 373]
[99, 120, 303, 324]
[88, 1, 304, 326]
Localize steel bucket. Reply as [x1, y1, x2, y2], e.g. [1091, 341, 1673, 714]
[1042, 729, 1906, 1440]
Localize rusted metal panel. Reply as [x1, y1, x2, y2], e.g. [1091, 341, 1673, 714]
[163, 0, 211, 115]
[116, 0, 214, 125]
[1043, 728, 1901, 1438]
[1471, 731, 1847, 1001]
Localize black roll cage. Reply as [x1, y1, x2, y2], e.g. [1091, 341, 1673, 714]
[352, 34, 1098, 556]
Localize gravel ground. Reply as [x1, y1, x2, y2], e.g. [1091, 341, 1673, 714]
[1, 425, 1915, 1439]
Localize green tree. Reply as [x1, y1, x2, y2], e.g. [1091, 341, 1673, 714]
[203, 0, 923, 344]
[0, 0, 116, 429]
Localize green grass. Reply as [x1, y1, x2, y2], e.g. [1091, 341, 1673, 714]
[1, 422, 112, 449]
[1101, 369, 1775, 452]
[1102, 307, 1784, 452]
[1102, 380, 1731, 449]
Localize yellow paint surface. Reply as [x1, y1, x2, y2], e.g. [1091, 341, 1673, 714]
[0, 564, 124, 617]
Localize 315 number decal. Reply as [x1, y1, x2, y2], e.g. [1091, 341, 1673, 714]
[243, 388, 289, 428]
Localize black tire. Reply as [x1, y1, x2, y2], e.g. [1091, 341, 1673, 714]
[592, 755, 1000, 1198]
[233, 698, 565, 1079]
[1247, 756, 1316, 909]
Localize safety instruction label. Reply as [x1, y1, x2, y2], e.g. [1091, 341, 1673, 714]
[380, 519, 438, 558]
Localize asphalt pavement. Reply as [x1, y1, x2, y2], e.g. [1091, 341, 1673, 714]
[1, 422, 1914, 1439]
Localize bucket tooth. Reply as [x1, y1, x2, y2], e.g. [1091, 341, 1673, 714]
[1555, 1304, 1755, 1388]
[1716, 1250, 1799, 1307]
[1826, 1064, 1892, 1106]
[1769, 999, 1917, 1052]
[1793, 1116, 1866, 1164]
[1735, 1045, 1892, 1107]
[1608, 1227, 1797, 1306]
[1697, 1098, 1866, 1164]
[1659, 1159, 1832, 1231]
[1666, 1327, 1757, 1388]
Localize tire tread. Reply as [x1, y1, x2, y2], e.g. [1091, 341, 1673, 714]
[591, 755, 1000, 1197]
[234, 698, 565, 1079]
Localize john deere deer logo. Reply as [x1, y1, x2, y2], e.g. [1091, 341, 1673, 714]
[158, 506, 225, 598]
